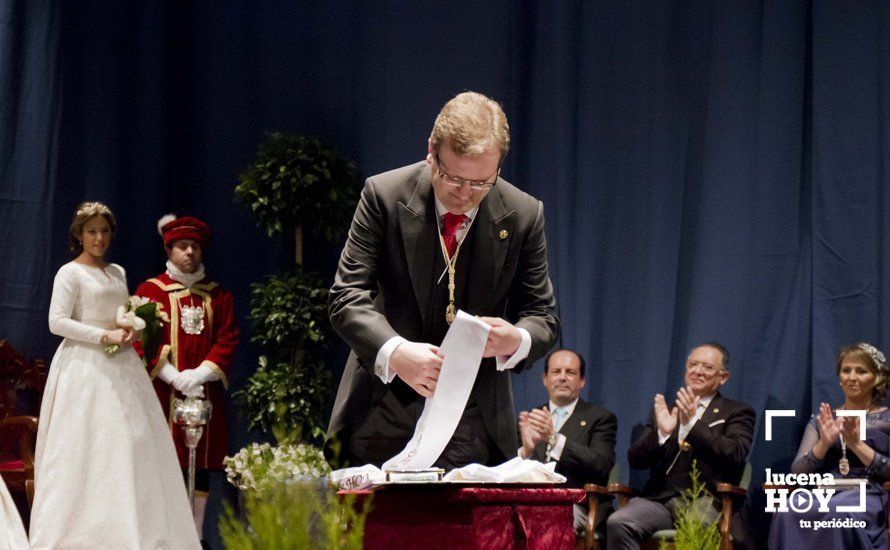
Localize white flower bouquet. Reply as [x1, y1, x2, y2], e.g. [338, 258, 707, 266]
[104, 295, 169, 358]
[224, 442, 331, 492]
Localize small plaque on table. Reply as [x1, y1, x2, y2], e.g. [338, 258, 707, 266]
[385, 468, 445, 483]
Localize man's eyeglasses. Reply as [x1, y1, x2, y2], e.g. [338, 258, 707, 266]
[434, 153, 499, 192]
[685, 360, 725, 376]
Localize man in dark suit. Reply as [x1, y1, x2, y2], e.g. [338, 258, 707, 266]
[326, 91, 559, 469]
[519, 349, 617, 534]
[606, 342, 755, 550]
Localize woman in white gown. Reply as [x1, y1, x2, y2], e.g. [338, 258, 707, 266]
[29, 202, 200, 549]
[0, 475, 27, 549]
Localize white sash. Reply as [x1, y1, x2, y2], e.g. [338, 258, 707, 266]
[382, 311, 491, 470]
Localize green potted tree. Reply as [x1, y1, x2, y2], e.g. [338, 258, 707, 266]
[233, 132, 358, 442]
[660, 460, 721, 550]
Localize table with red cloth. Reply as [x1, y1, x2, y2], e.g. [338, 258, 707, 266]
[341, 484, 585, 550]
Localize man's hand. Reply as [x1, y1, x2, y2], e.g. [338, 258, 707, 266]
[389, 342, 443, 398]
[518, 411, 543, 458]
[518, 407, 554, 459]
[478, 316, 521, 358]
[526, 407, 555, 440]
[654, 393, 678, 438]
[675, 386, 700, 425]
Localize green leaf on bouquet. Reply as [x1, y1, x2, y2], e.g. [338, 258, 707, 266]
[131, 301, 164, 365]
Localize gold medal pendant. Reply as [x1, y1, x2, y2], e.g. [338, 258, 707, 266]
[445, 304, 456, 325]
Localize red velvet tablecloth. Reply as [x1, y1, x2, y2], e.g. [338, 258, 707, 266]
[341, 485, 585, 550]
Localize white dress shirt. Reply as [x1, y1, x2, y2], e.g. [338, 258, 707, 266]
[547, 397, 579, 461]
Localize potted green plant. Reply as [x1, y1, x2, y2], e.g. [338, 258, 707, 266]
[233, 132, 359, 442]
[660, 460, 721, 550]
[234, 132, 358, 265]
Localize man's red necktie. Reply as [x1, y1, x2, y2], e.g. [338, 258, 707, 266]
[442, 212, 467, 258]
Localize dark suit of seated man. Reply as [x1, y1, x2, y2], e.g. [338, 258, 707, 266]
[519, 349, 617, 536]
[606, 342, 755, 550]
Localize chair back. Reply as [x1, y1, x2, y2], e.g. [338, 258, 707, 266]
[739, 461, 752, 489]
[0, 340, 46, 419]
[608, 463, 620, 484]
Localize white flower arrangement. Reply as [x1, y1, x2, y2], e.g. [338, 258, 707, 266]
[224, 442, 331, 492]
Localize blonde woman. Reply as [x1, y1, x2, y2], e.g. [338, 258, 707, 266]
[768, 342, 890, 549]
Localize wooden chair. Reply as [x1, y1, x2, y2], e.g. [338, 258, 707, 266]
[0, 340, 46, 506]
[582, 465, 619, 550]
[608, 463, 751, 550]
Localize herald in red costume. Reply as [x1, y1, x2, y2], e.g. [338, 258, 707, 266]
[135, 216, 239, 470]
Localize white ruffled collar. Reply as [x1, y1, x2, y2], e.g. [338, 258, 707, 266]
[166, 260, 206, 288]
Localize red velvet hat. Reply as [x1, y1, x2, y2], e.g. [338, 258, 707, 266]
[157, 214, 211, 248]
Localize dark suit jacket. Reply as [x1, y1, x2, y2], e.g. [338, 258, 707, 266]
[326, 161, 559, 466]
[532, 399, 617, 488]
[627, 392, 755, 502]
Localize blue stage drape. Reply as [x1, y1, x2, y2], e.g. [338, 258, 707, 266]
[2, 1, 890, 546]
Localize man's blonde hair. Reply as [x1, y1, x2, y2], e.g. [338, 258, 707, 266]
[429, 91, 510, 159]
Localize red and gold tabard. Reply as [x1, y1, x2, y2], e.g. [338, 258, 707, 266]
[135, 272, 239, 470]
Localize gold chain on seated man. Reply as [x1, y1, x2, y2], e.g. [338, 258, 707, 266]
[439, 231, 468, 325]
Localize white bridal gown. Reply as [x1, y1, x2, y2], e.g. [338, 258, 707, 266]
[30, 262, 200, 550]
[0, 475, 27, 549]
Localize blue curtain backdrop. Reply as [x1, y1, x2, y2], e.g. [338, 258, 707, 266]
[2, 1, 889, 546]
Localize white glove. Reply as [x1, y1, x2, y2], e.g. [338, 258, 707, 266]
[156, 361, 179, 385]
[172, 365, 219, 397]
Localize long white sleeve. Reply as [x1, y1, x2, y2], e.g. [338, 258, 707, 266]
[48, 266, 106, 344]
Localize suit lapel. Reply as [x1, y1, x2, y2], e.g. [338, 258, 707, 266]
[398, 170, 438, 316]
[466, 182, 515, 314]
[697, 393, 724, 429]
[558, 401, 587, 441]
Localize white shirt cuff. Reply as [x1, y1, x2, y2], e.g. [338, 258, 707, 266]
[496, 327, 531, 371]
[374, 336, 406, 383]
[657, 430, 670, 445]
[548, 433, 567, 461]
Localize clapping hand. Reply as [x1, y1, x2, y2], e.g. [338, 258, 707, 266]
[675, 387, 701, 425]
[654, 394, 679, 437]
[840, 414, 863, 443]
[815, 402, 843, 449]
[519, 411, 543, 458]
[518, 407, 554, 459]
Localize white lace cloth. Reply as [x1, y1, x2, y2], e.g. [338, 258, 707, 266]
[330, 458, 566, 490]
